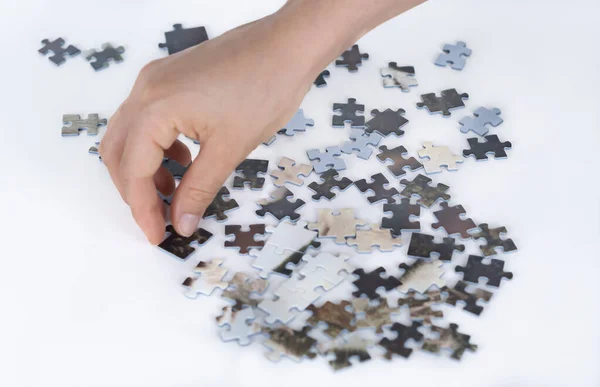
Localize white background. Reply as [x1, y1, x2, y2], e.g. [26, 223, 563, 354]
[0, 0, 599, 386]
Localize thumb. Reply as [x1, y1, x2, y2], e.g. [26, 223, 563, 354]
[171, 140, 241, 236]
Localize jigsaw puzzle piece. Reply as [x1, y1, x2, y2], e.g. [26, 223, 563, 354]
[380, 62, 418, 91]
[418, 142, 463, 174]
[224, 224, 267, 255]
[158, 225, 213, 260]
[182, 259, 228, 297]
[85, 43, 125, 71]
[306, 146, 346, 174]
[397, 260, 446, 294]
[217, 306, 262, 346]
[459, 107, 503, 136]
[307, 208, 364, 244]
[463, 135, 512, 160]
[416, 89, 469, 117]
[39, 38, 81, 65]
[62, 114, 107, 136]
[255, 187, 305, 223]
[332, 98, 365, 128]
[159, 23, 209, 55]
[335, 45, 369, 72]
[407, 232, 465, 262]
[307, 169, 353, 201]
[270, 157, 312, 187]
[434, 41, 472, 70]
[400, 174, 451, 208]
[203, 187, 239, 221]
[341, 129, 382, 159]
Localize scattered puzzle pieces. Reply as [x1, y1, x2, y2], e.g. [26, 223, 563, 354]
[416, 89, 469, 117]
[463, 135, 512, 160]
[400, 174, 451, 208]
[306, 146, 346, 174]
[159, 23, 209, 55]
[434, 41, 472, 70]
[418, 142, 463, 174]
[377, 145, 422, 178]
[364, 108, 409, 137]
[85, 43, 125, 71]
[380, 63, 418, 92]
[341, 129, 382, 159]
[61, 114, 107, 136]
[332, 98, 365, 128]
[270, 157, 312, 187]
[307, 169, 353, 201]
[459, 107, 503, 136]
[39, 38, 80, 65]
[158, 225, 213, 260]
[407, 232, 465, 262]
[455, 255, 513, 287]
[335, 45, 369, 72]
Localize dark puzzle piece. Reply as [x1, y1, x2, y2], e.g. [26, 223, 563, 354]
[407, 232, 465, 262]
[400, 174, 450, 208]
[85, 43, 125, 71]
[470, 223, 517, 256]
[379, 322, 424, 359]
[307, 169, 353, 201]
[422, 323, 477, 360]
[203, 187, 239, 221]
[162, 158, 189, 179]
[416, 88, 469, 117]
[158, 23, 209, 55]
[224, 224, 267, 255]
[397, 290, 444, 325]
[326, 346, 371, 371]
[335, 44, 369, 72]
[377, 145, 423, 178]
[463, 135, 512, 161]
[455, 255, 513, 287]
[364, 108, 409, 137]
[355, 173, 399, 204]
[332, 98, 365, 128]
[255, 187, 305, 223]
[158, 225, 213, 260]
[431, 202, 477, 239]
[306, 301, 355, 338]
[381, 199, 421, 236]
[39, 38, 80, 66]
[352, 267, 401, 300]
[314, 70, 330, 87]
[233, 159, 269, 190]
[443, 281, 493, 316]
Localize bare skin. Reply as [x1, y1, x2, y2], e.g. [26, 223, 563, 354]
[100, 0, 425, 244]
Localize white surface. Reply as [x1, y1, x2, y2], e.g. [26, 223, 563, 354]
[1, 0, 599, 386]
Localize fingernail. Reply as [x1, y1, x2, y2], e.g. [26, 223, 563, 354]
[178, 213, 201, 236]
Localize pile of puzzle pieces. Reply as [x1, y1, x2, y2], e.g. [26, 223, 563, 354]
[60, 27, 518, 370]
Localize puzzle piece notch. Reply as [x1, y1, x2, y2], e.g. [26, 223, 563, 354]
[85, 43, 125, 71]
[400, 174, 451, 208]
[455, 255, 513, 287]
[470, 223, 517, 256]
[39, 38, 81, 65]
[347, 223, 402, 253]
[158, 225, 213, 260]
[306, 146, 346, 174]
[278, 109, 315, 136]
[377, 145, 423, 178]
[365, 108, 409, 137]
[182, 259, 228, 297]
[255, 187, 306, 223]
[379, 322, 424, 359]
[380, 62, 418, 91]
[381, 199, 421, 236]
[217, 306, 262, 346]
[158, 23, 209, 55]
[431, 202, 477, 238]
[463, 135, 512, 160]
[434, 41, 472, 70]
[62, 114, 107, 136]
[354, 173, 399, 204]
[224, 224, 267, 255]
[422, 323, 477, 360]
[307, 208, 365, 244]
[233, 159, 269, 190]
[332, 98, 365, 128]
[335, 45, 369, 72]
[307, 169, 353, 201]
[203, 187, 239, 221]
[443, 281, 493, 316]
[270, 157, 312, 187]
[459, 107, 503, 136]
[341, 129, 383, 159]
[407, 232, 465, 262]
[314, 70, 330, 87]
[418, 142, 463, 174]
[352, 267, 401, 300]
[397, 260, 446, 294]
[416, 89, 469, 117]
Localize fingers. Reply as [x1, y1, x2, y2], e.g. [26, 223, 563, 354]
[171, 139, 241, 236]
[153, 139, 193, 196]
[99, 105, 131, 201]
[164, 139, 192, 166]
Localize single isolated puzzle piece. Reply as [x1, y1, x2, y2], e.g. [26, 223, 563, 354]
[255, 187, 305, 223]
[379, 322, 424, 359]
[354, 173, 399, 204]
[365, 108, 409, 137]
[351, 298, 400, 333]
[158, 225, 213, 260]
[380, 62, 418, 92]
[85, 43, 125, 71]
[377, 145, 423, 178]
[418, 142, 463, 174]
[416, 89, 469, 117]
[263, 326, 317, 362]
[314, 70, 330, 87]
[397, 290, 444, 325]
[407, 232, 465, 262]
[455, 255, 513, 287]
[459, 107, 503, 136]
[352, 267, 401, 299]
[381, 199, 421, 236]
[221, 273, 268, 309]
[182, 259, 228, 297]
[469, 223, 517, 256]
[217, 307, 262, 346]
[434, 41, 472, 70]
[463, 135, 512, 161]
[308, 208, 365, 244]
[39, 38, 80, 65]
[397, 260, 446, 294]
[233, 159, 269, 190]
[443, 280, 493, 316]
[270, 157, 312, 187]
[307, 169, 353, 201]
[432, 202, 477, 238]
[341, 129, 382, 159]
[422, 323, 477, 360]
[347, 224, 402, 253]
[278, 109, 315, 136]
[61, 114, 107, 136]
[306, 146, 346, 174]
[203, 187, 239, 221]
[161, 158, 189, 179]
[335, 44, 369, 72]
[400, 174, 451, 208]
[332, 98, 365, 128]
[158, 23, 209, 55]
[224, 224, 267, 255]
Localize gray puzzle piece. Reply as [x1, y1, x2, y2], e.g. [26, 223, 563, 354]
[380, 63, 418, 92]
[434, 41, 472, 70]
[341, 129, 382, 160]
[307, 146, 346, 174]
[62, 114, 107, 136]
[217, 307, 262, 346]
[85, 43, 125, 71]
[279, 109, 315, 136]
[459, 107, 503, 136]
[39, 38, 81, 66]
